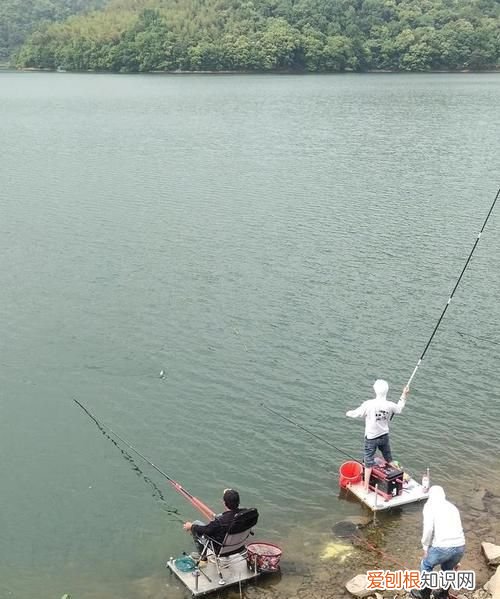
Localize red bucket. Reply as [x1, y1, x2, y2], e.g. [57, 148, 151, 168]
[339, 461, 363, 488]
[246, 542, 282, 572]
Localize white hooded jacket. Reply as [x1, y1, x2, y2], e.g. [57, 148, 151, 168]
[421, 485, 465, 551]
[346, 379, 405, 439]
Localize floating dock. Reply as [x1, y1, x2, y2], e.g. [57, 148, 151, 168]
[346, 476, 429, 511]
[166, 553, 260, 597]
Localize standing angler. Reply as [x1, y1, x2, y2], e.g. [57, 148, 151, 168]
[346, 379, 409, 493]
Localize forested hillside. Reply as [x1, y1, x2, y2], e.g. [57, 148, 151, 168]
[12, 0, 500, 72]
[0, 0, 106, 62]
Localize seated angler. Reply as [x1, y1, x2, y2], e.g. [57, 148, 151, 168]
[183, 488, 243, 559]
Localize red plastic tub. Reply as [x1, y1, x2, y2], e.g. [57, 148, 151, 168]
[339, 461, 363, 488]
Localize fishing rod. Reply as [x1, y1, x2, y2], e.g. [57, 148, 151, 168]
[404, 186, 500, 389]
[261, 403, 359, 462]
[73, 399, 215, 521]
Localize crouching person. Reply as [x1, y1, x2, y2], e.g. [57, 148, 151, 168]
[411, 485, 465, 599]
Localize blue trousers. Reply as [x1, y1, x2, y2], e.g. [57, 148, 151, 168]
[421, 545, 465, 572]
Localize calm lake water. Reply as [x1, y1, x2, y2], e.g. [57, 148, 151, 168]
[0, 72, 499, 599]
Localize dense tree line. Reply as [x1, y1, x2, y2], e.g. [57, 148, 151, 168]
[0, 0, 106, 62]
[13, 0, 500, 72]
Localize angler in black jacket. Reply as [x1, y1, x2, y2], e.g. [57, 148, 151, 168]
[183, 488, 242, 555]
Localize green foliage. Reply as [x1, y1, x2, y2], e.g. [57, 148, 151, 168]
[0, 0, 106, 62]
[10, 0, 500, 71]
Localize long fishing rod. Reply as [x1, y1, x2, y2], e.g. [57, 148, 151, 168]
[404, 186, 500, 389]
[73, 399, 215, 521]
[261, 403, 359, 462]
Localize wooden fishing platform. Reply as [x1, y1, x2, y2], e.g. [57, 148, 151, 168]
[346, 476, 429, 511]
[166, 554, 261, 597]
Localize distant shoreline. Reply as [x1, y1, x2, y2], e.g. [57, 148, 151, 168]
[10, 66, 500, 75]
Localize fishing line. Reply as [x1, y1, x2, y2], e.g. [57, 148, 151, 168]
[457, 330, 500, 347]
[261, 403, 360, 463]
[72, 399, 176, 512]
[404, 186, 500, 389]
[73, 399, 215, 520]
[352, 533, 411, 570]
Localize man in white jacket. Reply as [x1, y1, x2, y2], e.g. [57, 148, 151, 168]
[346, 379, 408, 492]
[411, 485, 465, 599]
